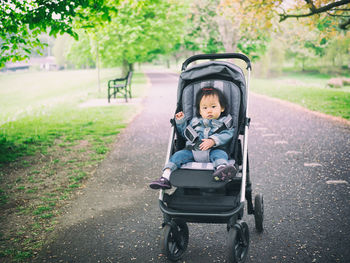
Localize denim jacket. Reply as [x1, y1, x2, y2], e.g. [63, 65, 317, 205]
[176, 115, 234, 150]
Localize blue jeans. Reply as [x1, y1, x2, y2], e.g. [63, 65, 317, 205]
[164, 149, 228, 172]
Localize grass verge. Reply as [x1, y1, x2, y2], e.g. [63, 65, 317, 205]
[0, 69, 147, 262]
[251, 72, 350, 120]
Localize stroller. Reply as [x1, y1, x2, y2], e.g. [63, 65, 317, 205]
[158, 53, 264, 263]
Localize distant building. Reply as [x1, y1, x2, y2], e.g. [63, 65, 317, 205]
[3, 56, 58, 72]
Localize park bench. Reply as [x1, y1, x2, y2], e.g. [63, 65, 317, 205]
[108, 71, 133, 102]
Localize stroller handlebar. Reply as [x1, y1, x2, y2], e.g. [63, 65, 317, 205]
[181, 53, 252, 71]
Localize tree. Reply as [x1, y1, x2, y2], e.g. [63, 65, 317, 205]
[243, 0, 350, 34]
[66, 32, 95, 69]
[0, 0, 114, 67]
[276, 20, 321, 71]
[96, 0, 187, 75]
[257, 16, 350, 74]
[321, 32, 350, 70]
[279, 0, 350, 30]
[183, 0, 224, 54]
[193, 0, 271, 59]
[52, 34, 71, 68]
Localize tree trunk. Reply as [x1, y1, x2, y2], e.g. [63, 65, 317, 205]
[215, 7, 240, 53]
[122, 59, 129, 76]
[96, 39, 101, 93]
[122, 59, 134, 76]
[166, 59, 170, 68]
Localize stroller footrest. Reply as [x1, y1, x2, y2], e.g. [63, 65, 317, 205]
[165, 194, 239, 213]
[170, 169, 241, 189]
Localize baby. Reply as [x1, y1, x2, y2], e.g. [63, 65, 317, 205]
[150, 87, 237, 190]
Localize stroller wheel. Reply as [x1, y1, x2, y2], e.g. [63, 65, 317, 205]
[227, 220, 249, 263]
[254, 194, 264, 232]
[160, 220, 189, 261]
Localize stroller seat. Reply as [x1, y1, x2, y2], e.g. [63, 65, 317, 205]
[166, 70, 244, 188]
[163, 62, 246, 214]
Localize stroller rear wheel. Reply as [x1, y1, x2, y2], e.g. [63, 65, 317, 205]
[160, 220, 189, 261]
[227, 220, 249, 263]
[254, 194, 264, 232]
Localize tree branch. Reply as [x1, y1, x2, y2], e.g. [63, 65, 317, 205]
[339, 18, 350, 29]
[304, 0, 317, 12]
[327, 12, 350, 17]
[279, 0, 350, 21]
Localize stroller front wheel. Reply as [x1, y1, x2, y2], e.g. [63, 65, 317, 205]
[227, 220, 249, 263]
[160, 220, 189, 261]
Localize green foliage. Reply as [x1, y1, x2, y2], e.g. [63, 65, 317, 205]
[182, 0, 224, 54]
[179, 0, 270, 58]
[316, 16, 337, 32]
[322, 36, 350, 69]
[97, 0, 188, 70]
[52, 34, 72, 67]
[0, 0, 116, 67]
[304, 39, 327, 57]
[237, 35, 269, 61]
[66, 32, 95, 68]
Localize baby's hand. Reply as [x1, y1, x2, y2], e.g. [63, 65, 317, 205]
[175, 111, 184, 120]
[199, 138, 215, 151]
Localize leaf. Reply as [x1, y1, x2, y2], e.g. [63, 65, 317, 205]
[1, 45, 10, 51]
[320, 38, 327, 45]
[23, 48, 32, 54]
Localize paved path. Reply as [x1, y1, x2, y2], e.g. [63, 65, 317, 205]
[36, 70, 350, 263]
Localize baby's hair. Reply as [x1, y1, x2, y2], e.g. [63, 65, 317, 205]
[195, 87, 228, 117]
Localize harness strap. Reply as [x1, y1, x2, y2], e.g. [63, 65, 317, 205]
[213, 115, 233, 135]
[223, 115, 233, 129]
[183, 115, 234, 153]
[184, 115, 234, 143]
[184, 125, 198, 143]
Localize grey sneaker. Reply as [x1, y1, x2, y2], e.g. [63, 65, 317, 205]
[149, 177, 171, 190]
[213, 164, 238, 182]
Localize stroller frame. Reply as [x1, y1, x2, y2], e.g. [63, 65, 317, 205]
[157, 53, 264, 263]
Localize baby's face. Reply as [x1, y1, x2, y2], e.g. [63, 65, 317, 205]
[199, 94, 224, 120]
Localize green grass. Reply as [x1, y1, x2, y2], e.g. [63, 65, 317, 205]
[0, 68, 147, 262]
[251, 72, 350, 120]
[0, 68, 147, 163]
[0, 69, 110, 125]
[0, 104, 138, 163]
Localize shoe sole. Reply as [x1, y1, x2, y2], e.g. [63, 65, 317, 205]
[149, 183, 171, 190]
